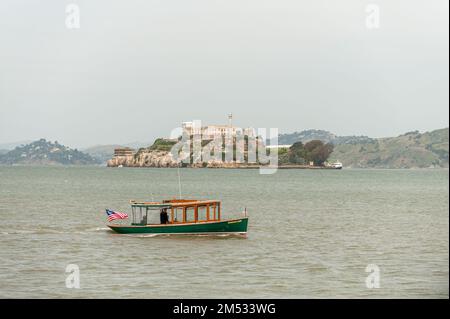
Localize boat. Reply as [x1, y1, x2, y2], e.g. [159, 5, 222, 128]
[107, 199, 249, 236]
[330, 161, 343, 169]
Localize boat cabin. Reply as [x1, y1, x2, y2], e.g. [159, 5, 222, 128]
[130, 199, 222, 226]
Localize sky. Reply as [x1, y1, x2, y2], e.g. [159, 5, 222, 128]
[0, 0, 448, 148]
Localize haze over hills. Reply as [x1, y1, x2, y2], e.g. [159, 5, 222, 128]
[82, 144, 126, 164]
[328, 128, 449, 168]
[82, 142, 153, 163]
[0, 140, 33, 151]
[276, 129, 375, 145]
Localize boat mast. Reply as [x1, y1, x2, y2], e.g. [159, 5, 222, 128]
[177, 163, 182, 199]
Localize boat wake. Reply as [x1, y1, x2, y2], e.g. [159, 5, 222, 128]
[124, 234, 161, 238]
[1, 227, 112, 236]
[120, 232, 248, 239]
[91, 227, 110, 232]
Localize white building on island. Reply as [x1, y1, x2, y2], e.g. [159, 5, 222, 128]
[182, 114, 255, 139]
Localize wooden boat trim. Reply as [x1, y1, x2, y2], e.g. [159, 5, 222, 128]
[130, 199, 221, 208]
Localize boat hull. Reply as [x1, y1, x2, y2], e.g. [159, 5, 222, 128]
[108, 217, 248, 235]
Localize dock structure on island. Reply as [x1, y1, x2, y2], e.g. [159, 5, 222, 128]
[113, 147, 135, 157]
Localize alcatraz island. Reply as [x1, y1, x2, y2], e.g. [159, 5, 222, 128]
[106, 117, 337, 169]
[105, 118, 449, 169]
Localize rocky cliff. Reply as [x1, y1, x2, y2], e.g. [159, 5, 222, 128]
[107, 150, 180, 168]
[106, 149, 253, 168]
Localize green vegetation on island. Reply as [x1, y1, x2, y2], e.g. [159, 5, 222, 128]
[147, 138, 178, 152]
[132, 138, 178, 159]
[279, 140, 334, 166]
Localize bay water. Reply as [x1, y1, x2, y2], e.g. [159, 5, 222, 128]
[0, 167, 448, 298]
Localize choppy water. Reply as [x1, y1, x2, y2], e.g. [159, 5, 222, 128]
[0, 166, 448, 298]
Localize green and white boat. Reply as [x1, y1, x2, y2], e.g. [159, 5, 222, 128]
[108, 199, 249, 236]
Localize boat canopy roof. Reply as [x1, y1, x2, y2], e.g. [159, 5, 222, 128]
[130, 199, 220, 209]
[130, 201, 172, 209]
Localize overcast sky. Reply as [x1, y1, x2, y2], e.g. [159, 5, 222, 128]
[0, 0, 448, 148]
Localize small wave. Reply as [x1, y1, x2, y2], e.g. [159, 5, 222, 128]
[124, 234, 160, 238]
[0, 228, 110, 235]
[0, 229, 36, 235]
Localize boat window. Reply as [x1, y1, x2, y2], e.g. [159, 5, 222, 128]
[185, 207, 195, 222]
[211, 204, 218, 220]
[146, 210, 160, 224]
[132, 207, 145, 225]
[197, 206, 207, 221]
[139, 207, 145, 224]
[173, 208, 183, 223]
[131, 207, 136, 224]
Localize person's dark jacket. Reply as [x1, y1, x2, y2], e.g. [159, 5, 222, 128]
[160, 211, 168, 224]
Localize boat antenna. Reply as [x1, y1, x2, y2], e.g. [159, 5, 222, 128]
[177, 163, 182, 199]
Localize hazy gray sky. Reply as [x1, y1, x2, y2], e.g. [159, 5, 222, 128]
[0, 0, 448, 148]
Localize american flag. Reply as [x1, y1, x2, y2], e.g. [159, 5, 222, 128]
[106, 209, 128, 222]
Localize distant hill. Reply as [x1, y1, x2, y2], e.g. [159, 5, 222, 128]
[83, 141, 154, 163]
[82, 144, 125, 164]
[328, 128, 449, 168]
[276, 129, 374, 145]
[0, 139, 99, 165]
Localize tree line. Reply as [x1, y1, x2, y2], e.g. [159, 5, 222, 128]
[280, 140, 334, 166]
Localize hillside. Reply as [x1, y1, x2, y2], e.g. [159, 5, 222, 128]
[276, 129, 374, 145]
[328, 128, 449, 168]
[0, 139, 99, 165]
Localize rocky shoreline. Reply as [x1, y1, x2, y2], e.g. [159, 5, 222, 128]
[106, 150, 338, 169]
[107, 150, 177, 168]
[107, 150, 260, 168]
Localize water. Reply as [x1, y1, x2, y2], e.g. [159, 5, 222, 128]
[0, 166, 448, 298]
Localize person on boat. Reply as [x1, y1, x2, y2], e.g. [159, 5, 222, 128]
[160, 208, 169, 224]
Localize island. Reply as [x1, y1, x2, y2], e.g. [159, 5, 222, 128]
[0, 139, 99, 165]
